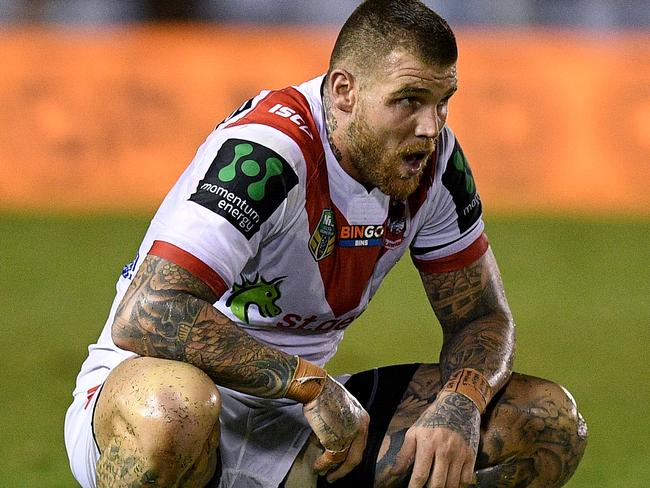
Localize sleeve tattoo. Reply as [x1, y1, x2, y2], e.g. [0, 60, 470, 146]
[111, 254, 297, 398]
[420, 247, 516, 394]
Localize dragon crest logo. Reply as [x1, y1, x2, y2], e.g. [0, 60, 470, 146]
[225, 274, 285, 324]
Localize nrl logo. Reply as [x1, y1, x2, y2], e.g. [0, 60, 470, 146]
[384, 200, 408, 250]
[226, 274, 285, 324]
[309, 209, 336, 261]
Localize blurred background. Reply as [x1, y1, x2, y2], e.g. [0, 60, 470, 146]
[2, 0, 650, 25]
[0, 1, 649, 487]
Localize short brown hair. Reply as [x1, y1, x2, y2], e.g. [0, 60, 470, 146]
[329, 0, 457, 77]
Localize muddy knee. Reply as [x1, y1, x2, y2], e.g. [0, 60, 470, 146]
[479, 374, 588, 487]
[95, 357, 221, 486]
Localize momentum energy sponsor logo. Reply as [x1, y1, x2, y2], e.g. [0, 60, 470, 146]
[190, 139, 298, 239]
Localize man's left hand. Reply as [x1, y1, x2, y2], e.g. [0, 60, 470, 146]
[391, 392, 481, 488]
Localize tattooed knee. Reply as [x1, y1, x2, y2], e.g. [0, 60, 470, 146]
[557, 384, 588, 452]
[480, 376, 588, 487]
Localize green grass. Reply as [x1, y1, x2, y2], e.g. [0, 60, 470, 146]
[1, 213, 648, 486]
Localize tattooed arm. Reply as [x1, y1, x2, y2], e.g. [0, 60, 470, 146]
[112, 253, 368, 475]
[392, 246, 515, 487]
[112, 254, 297, 397]
[425, 246, 515, 398]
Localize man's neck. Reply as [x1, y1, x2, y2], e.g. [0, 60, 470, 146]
[322, 81, 361, 183]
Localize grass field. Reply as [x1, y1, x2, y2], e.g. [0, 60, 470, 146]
[1, 213, 648, 487]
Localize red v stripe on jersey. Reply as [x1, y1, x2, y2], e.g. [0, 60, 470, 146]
[304, 159, 384, 317]
[228, 87, 383, 317]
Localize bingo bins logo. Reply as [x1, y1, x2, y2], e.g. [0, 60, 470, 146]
[190, 139, 298, 239]
[338, 224, 384, 248]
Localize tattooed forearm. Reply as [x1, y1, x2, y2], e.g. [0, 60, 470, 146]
[112, 254, 297, 398]
[420, 247, 515, 393]
[303, 379, 361, 451]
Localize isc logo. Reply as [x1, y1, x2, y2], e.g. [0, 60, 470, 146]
[268, 104, 314, 140]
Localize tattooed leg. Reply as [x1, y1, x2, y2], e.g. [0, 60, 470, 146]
[476, 373, 588, 488]
[374, 365, 588, 488]
[94, 357, 221, 487]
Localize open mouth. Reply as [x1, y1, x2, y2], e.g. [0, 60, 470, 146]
[402, 152, 428, 174]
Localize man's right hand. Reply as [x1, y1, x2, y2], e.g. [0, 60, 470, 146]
[303, 376, 369, 482]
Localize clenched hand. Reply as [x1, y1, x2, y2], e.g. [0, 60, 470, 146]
[303, 376, 370, 482]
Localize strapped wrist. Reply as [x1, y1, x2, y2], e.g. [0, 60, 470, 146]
[441, 368, 492, 413]
[284, 356, 328, 404]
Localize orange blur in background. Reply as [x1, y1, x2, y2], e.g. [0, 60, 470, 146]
[0, 25, 648, 214]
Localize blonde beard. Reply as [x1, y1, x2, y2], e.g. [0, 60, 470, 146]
[346, 113, 434, 200]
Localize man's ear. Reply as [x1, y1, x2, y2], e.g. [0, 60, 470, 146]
[328, 69, 356, 113]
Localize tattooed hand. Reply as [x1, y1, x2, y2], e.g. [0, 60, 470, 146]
[303, 376, 369, 482]
[391, 392, 480, 488]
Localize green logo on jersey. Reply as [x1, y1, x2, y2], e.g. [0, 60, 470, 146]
[452, 150, 475, 194]
[217, 143, 285, 201]
[189, 138, 298, 239]
[225, 274, 285, 324]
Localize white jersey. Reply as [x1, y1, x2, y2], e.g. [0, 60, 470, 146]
[67, 75, 488, 488]
[72, 74, 486, 402]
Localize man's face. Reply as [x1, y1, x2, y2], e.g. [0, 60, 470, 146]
[344, 50, 457, 200]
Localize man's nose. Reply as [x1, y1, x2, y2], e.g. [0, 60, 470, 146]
[414, 107, 440, 139]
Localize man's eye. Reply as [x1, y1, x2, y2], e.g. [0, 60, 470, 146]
[399, 97, 420, 107]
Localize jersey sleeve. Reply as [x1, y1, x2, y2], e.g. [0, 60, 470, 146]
[148, 121, 306, 297]
[410, 128, 488, 273]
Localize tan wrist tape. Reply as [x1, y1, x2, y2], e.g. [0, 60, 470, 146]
[285, 356, 328, 404]
[441, 368, 492, 413]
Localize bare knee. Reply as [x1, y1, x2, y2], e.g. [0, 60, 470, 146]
[510, 375, 588, 452]
[480, 374, 588, 487]
[95, 357, 221, 486]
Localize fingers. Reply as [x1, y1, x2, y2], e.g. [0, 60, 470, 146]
[392, 431, 475, 488]
[430, 456, 464, 488]
[305, 376, 370, 479]
[312, 446, 349, 475]
[325, 427, 368, 482]
[391, 431, 416, 475]
[425, 447, 475, 488]
[313, 411, 369, 481]
[460, 460, 475, 487]
[408, 443, 435, 488]
[415, 455, 468, 488]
